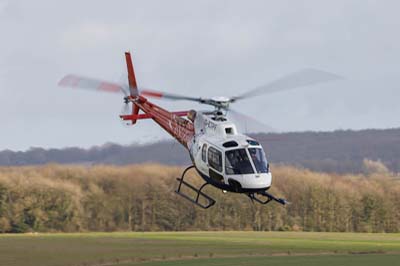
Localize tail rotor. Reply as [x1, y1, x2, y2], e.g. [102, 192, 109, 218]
[58, 52, 141, 127]
[120, 96, 133, 126]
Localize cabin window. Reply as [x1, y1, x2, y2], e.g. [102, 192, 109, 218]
[207, 146, 222, 172]
[246, 139, 260, 146]
[223, 141, 238, 148]
[201, 144, 207, 162]
[248, 148, 269, 173]
[225, 127, 233, 135]
[225, 149, 254, 175]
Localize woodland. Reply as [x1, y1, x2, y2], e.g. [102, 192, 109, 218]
[0, 162, 399, 233]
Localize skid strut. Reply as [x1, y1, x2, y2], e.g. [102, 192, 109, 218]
[175, 165, 216, 209]
[248, 190, 288, 206]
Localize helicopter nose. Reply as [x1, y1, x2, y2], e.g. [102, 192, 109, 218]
[240, 173, 272, 189]
[256, 173, 271, 186]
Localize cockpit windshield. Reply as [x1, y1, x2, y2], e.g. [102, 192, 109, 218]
[248, 148, 269, 173]
[225, 149, 254, 175]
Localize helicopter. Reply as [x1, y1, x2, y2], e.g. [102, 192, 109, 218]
[59, 52, 341, 209]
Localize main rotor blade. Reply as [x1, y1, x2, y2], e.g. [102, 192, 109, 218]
[232, 68, 343, 101]
[227, 109, 276, 134]
[140, 89, 202, 102]
[59, 74, 128, 96]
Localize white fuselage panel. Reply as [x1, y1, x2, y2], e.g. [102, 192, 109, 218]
[188, 112, 272, 190]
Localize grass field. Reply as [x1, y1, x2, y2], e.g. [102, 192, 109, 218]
[0, 231, 399, 266]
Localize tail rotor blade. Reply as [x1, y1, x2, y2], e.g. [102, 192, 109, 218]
[120, 85, 130, 97]
[120, 102, 132, 127]
[121, 102, 130, 115]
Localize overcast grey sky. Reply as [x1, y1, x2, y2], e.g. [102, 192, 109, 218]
[1, 0, 399, 151]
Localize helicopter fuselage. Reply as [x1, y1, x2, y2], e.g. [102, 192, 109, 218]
[188, 112, 272, 193]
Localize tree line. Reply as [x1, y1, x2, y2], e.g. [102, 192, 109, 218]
[0, 163, 399, 233]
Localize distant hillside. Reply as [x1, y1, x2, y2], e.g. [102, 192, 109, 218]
[1, 128, 400, 174]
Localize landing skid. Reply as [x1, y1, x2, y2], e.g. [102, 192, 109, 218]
[175, 165, 287, 209]
[175, 165, 216, 209]
[248, 190, 288, 206]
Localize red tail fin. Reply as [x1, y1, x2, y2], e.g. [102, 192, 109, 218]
[124, 52, 139, 124]
[130, 104, 139, 125]
[125, 52, 138, 96]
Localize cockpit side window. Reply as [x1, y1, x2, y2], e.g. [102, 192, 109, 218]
[207, 146, 222, 172]
[201, 144, 207, 162]
[248, 148, 269, 173]
[225, 149, 254, 175]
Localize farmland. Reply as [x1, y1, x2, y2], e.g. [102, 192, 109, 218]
[1, 231, 399, 266]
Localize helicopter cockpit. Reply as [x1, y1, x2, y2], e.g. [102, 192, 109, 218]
[194, 134, 272, 192]
[225, 147, 269, 175]
[191, 113, 272, 192]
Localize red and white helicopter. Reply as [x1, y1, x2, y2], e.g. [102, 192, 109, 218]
[59, 52, 341, 209]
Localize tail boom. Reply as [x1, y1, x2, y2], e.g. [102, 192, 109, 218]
[120, 110, 189, 121]
[120, 97, 194, 148]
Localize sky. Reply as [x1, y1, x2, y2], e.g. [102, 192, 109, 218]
[1, 0, 399, 151]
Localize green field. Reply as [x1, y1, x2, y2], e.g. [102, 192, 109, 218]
[0, 232, 399, 266]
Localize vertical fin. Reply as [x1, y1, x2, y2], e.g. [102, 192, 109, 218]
[131, 104, 139, 125]
[125, 52, 138, 96]
[125, 52, 139, 124]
